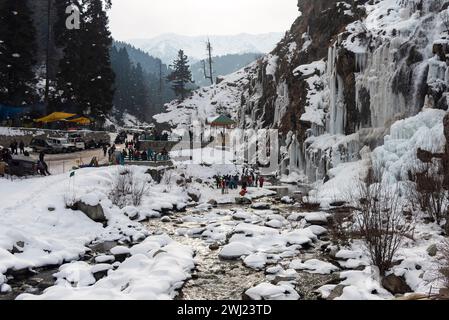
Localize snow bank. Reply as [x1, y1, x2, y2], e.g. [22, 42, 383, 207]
[0, 166, 191, 289]
[18, 235, 194, 300]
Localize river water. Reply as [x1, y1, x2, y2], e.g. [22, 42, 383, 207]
[145, 187, 335, 300]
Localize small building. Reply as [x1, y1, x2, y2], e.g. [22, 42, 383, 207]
[210, 115, 236, 130]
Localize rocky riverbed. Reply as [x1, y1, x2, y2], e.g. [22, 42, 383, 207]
[145, 194, 343, 300]
[3, 184, 413, 301]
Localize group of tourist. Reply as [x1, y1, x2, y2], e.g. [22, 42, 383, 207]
[122, 146, 169, 162]
[241, 168, 265, 188]
[9, 139, 26, 155]
[214, 169, 265, 196]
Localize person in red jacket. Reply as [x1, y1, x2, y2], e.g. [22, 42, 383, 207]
[259, 176, 265, 188]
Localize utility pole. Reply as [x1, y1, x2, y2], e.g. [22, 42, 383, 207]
[159, 59, 163, 106]
[202, 39, 214, 85]
[45, 0, 52, 105]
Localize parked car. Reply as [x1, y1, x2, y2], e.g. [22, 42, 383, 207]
[29, 138, 54, 154]
[85, 139, 98, 150]
[30, 137, 76, 154]
[68, 134, 86, 151]
[5, 156, 38, 177]
[47, 137, 77, 153]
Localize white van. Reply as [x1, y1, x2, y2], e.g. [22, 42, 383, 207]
[47, 137, 77, 153]
[68, 134, 86, 151]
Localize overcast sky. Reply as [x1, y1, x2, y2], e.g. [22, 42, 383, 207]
[108, 0, 299, 40]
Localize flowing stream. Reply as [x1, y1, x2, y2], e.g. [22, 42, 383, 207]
[145, 186, 336, 300]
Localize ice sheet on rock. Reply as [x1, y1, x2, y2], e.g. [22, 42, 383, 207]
[372, 109, 447, 184]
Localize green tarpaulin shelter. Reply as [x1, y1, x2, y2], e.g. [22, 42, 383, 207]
[210, 115, 235, 128]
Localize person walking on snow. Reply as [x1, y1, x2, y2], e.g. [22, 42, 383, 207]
[259, 176, 265, 188]
[39, 151, 51, 176]
[19, 140, 25, 154]
[221, 178, 226, 195]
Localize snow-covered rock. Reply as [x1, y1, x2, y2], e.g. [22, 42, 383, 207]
[245, 283, 300, 300]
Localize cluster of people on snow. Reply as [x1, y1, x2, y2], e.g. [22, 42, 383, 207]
[103, 141, 170, 166]
[0, 146, 50, 177]
[8, 139, 27, 155]
[214, 168, 265, 196]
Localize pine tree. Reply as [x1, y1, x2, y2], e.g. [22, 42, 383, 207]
[0, 0, 37, 106]
[111, 46, 156, 122]
[79, 0, 115, 122]
[130, 63, 150, 119]
[111, 47, 132, 114]
[53, 0, 84, 113]
[53, 0, 114, 124]
[167, 50, 193, 100]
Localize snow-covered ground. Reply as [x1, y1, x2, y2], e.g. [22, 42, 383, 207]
[0, 166, 193, 298]
[17, 235, 194, 300]
[0, 151, 280, 299]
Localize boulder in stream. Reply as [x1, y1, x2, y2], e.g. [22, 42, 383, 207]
[72, 201, 106, 223]
[235, 197, 252, 205]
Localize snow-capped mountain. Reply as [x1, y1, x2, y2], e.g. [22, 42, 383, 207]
[127, 33, 284, 64]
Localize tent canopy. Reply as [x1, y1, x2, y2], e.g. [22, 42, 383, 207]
[210, 115, 235, 127]
[66, 117, 91, 125]
[35, 112, 76, 123]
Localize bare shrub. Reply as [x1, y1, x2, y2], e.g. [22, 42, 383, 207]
[410, 160, 448, 224]
[300, 193, 321, 211]
[353, 170, 414, 275]
[328, 211, 353, 246]
[162, 170, 174, 193]
[110, 168, 150, 208]
[131, 179, 149, 207]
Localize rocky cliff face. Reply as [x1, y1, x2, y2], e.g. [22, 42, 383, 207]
[156, 0, 449, 184]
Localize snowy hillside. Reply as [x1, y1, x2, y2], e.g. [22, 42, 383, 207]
[153, 62, 258, 127]
[128, 33, 284, 64]
[155, 0, 449, 184]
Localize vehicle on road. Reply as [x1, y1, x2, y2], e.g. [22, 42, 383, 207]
[5, 156, 38, 177]
[30, 137, 76, 154]
[85, 139, 97, 150]
[29, 138, 54, 154]
[68, 133, 86, 151]
[47, 137, 77, 153]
